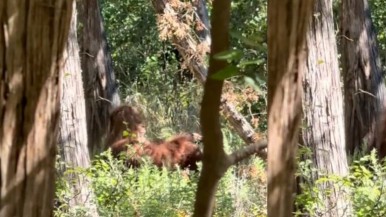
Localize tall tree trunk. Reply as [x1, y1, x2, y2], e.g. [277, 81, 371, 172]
[0, 1, 73, 216]
[340, 0, 386, 155]
[57, 2, 99, 216]
[193, 1, 231, 215]
[193, 1, 267, 215]
[151, 0, 266, 159]
[78, 0, 121, 156]
[267, 1, 313, 216]
[302, 0, 350, 215]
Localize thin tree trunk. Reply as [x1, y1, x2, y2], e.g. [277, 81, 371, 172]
[340, 0, 386, 155]
[302, 0, 350, 215]
[193, 0, 231, 214]
[78, 0, 121, 156]
[267, 1, 313, 216]
[0, 1, 73, 216]
[151, 0, 266, 159]
[57, 2, 99, 216]
[193, 2, 267, 215]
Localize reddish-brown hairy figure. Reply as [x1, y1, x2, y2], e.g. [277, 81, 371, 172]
[141, 133, 203, 171]
[124, 133, 202, 171]
[106, 105, 202, 170]
[106, 105, 146, 156]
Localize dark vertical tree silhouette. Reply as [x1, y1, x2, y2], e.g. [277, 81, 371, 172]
[341, 0, 386, 155]
[193, 0, 267, 216]
[78, 0, 121, 156]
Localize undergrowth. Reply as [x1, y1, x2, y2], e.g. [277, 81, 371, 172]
[55, 141, 386, 217]
[55, 146, 267, 217]
[295, 149, 386, 217]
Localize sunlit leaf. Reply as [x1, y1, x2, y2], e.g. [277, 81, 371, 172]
[244, 76, 263, 94]
[238, 59, 265, 67]
[122, 130, 129, 137]
[213, 50, 243, 61]
[211, 65, 239, 80]
[230, 31, 264, 48]
[317, 59, 324, 65]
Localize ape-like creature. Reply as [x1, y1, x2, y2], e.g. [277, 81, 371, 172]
[106, 105, 202, 170]
[140, 133, 203, 171]
[111, 133, 202, 171]
[106, 105, 146, 156]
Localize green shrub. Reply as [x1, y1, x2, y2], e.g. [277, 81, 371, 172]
[295, 149, 386, 217]
[89, 150, 198, 217]
[55, 144, 267, 217]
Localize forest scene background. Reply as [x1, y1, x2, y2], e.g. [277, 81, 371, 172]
[56, 0, 386, 216]
[2, 0, 386, 216]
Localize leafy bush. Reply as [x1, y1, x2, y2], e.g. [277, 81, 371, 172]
[55, 144, 267, 217]
[90, 151, 198, 216]
[295, 149, 386, 217]
[349, 150, 386, 216]
[54, 155, 97, 217]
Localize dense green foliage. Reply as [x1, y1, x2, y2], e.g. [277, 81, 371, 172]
[296, 149, 386, 217]
[54, 150, 386, 217]
[55, 150, 267, 217]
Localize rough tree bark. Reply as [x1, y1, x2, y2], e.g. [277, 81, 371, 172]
[340, 0, 386, 155]
[267, 1, 313, 217]
[78, 0, 121, 156]
[301, 0, 350, 215]
[57, 2, 99, 216]
[151, 0, 266, 159]
[0, 1, 73, 216]
[193, 0, 267, 216]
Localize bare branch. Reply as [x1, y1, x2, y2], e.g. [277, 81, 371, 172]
[228, 139, 268, 165]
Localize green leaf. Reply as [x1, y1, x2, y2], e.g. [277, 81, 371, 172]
[244, 76, 264, 94]
[211, 65, 239, 80]
[230, 31, 264, 48]
[122, 130, 130, 137]
[213, 50, 243, 61]
[238, 59, 265, 67]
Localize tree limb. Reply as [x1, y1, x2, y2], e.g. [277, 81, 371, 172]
[193, 0, 231, 215]
[228, 140, 267, 165]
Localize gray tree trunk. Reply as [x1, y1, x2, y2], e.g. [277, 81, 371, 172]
[57, 2, 99, 216]
[0, 0, 73, 216]
[78, 0, 121, 156]
[341, 0, 386, 155]
[302, 0, 350, 215]
[267, 1, 313, 216]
